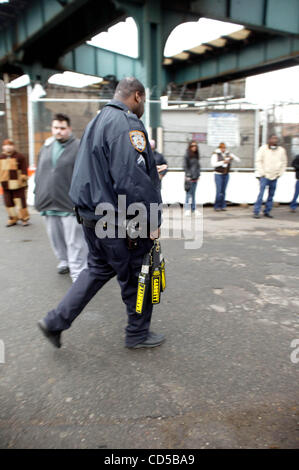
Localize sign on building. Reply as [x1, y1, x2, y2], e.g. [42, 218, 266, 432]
[192, 132, 207, 143]
[208, 113, 240, 147]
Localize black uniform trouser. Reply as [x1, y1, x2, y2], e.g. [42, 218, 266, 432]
[44, 225, 154, 347]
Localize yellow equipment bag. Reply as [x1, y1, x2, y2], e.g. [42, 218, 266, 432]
[135, 239, 166, 314]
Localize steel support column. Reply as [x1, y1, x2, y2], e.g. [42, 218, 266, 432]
[135, 0, 163, 134]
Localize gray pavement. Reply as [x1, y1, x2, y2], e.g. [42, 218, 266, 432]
[0, 201, 298, 449]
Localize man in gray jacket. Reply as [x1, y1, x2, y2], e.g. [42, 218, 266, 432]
[34, 113, 88, 282]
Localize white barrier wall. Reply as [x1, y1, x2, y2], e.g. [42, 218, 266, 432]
[27, 176, 35, 206]
[27, 171, 297, 207]
[160, 171, 297, 205]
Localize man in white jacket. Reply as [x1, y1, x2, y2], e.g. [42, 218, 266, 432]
[253, 134, 287, 218]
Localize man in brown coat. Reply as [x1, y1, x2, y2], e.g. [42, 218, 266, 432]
[0, 139, 30, 226]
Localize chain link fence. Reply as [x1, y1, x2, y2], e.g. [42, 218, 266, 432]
[0, 81, 298, 171]
[162, 108, 258, 170]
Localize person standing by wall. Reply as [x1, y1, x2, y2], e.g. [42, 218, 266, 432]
[0, 139, 30, 227]
[290, 154, 299, 212]
[211, 142, 240, 211]
[149, 139, 168, 182]
[253, 134, 287, 219]
[184, 141, 200, 215]
[34, 113, 88, 282]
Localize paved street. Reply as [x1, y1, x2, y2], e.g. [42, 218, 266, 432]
[0, 201, 298, 449]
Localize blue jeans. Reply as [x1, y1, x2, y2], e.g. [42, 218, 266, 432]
[185, 181, 198, 211]
[290, 180, 299, 210]
[214, 173, 229, 209]
[254, 177, 277, 215]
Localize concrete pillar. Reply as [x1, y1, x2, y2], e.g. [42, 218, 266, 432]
[3, 74, 13, 140]
[157, 126, 163, 153]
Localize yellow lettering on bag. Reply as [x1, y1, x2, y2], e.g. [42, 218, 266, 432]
[151, 271, 161, 304]
[136, 284, 145, 314]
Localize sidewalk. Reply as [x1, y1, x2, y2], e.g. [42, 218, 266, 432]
[0, 202, 298, 449]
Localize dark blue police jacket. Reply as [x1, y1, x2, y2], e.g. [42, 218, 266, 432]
[69, 100, 162, 226]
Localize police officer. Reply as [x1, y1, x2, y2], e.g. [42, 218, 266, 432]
[37, 77, 165, 350]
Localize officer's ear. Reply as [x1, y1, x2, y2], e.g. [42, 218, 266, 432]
[135, 91, 142, 103]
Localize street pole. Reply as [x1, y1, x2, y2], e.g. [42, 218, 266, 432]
[27, 84, 35, 168]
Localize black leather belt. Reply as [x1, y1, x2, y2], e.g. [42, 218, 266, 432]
[82, 218, 108, 230]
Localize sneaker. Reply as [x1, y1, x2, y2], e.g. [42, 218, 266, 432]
[290, 209, 296, 213]
[264, 213, 273, 218]
[58, 266, 70, 275]
[253, 214, 260, 219]
[37, 319, 62, 348]
[193, 210, 201, 216]
[127, 332, 165, 349]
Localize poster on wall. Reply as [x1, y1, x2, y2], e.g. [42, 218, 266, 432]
[192, 132, 207, 143]
[208, 113, 240, 147]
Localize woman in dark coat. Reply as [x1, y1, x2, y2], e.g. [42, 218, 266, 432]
[183, 141, 200, 215]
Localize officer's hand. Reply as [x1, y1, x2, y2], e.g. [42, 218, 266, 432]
[150, 228, 160, 240]
[157, 164, 168, 173]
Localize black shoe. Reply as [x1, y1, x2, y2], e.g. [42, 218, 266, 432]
[127, 332, 165, 349]
[58, 266, 69, 275]
[264, 213, 273, 218]
[6, 220, 17, 227]
[37, 319, 62, 348]
[253, 214, 260, 219]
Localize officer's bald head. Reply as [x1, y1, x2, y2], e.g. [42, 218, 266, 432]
[114, 77, 146, 118]
[114, 77, 145, 99]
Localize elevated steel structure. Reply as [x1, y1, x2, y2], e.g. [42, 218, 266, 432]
[1, 0, 299, 130]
